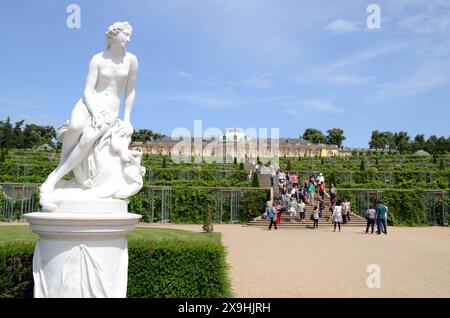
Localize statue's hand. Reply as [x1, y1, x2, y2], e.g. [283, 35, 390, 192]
[92, 111, 111, 129]
[117, 120, 134, 136]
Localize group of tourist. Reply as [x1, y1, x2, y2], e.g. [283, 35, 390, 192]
[265, 168, 388, 235]
[266, 169, 343, 231]
[364, 200, 388, 235]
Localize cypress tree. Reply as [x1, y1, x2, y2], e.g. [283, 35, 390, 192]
[239, 162, 244, 170]
[251, 172, 260, 187]
[162, 156, 167, 168]
[439, 159, 445, 170]
[360, 158, 365, 171]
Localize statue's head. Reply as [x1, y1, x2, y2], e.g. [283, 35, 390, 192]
[106, 21, 133, 49]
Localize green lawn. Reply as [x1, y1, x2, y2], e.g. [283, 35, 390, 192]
[0, 225, 220, 244]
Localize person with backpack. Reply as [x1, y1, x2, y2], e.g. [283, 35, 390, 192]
[365, 205, 376, 234]
[342, 199, 349, 224]
[318, 182, 325, 201]
[318, 199, 325, 218]
[312, 205, 319, 229]
[332, 200, 343, 232]
[288, 197, 298, 223]
[291, 173, 299, 188]
[376, 200, 388, 235]
[329, 184, 337, 207]
[297, 198, 306, 223]
[307, 181, 315, 206]
[267, 201, 277, 230]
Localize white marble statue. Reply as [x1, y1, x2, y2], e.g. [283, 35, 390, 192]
[40, 21, 145, 211]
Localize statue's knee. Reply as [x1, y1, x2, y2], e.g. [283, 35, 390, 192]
[79, 134, 94, 148]
[69, 121, 84, 134]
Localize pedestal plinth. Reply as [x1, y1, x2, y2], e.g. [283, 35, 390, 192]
[24, 199, 141, 298]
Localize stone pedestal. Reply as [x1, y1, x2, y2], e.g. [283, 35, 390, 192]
[24, 199, 141, 298]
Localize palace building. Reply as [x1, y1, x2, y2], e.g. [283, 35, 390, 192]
[130, 128, 351, 160]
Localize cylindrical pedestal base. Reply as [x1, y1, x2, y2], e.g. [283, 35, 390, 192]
[24, 201, 141, 298]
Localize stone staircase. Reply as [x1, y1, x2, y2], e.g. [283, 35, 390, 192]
[246, 192, 367, 229]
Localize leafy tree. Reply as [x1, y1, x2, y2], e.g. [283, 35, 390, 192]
[0, 118, 56, 149]
[369, 130, 395, 150]
[412, 134, 426, 152]
[0, 117, 14, 148]
[393, 131, 411, 153]
[325, 128, 345, 147]
[436, 137, 448, 155]
[360, 158, 365, 171]
[131, 129, 164, 143]
[425, 135, 438, 155]
[22, 124, 56, 148]
[251, 172, 260, 187]
[302, 128, 325, 144]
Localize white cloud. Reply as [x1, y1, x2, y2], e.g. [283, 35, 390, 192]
[301, 99, 343, 113]
[370, 59, 450, 102]
[150, 94, 239, 110]
[0, 97, 42, 110]
[284, 99, 343, 115]
[398, 12, 450, 34]
[175, 71, 192, 78]
[295, 73, 374, 86]
[325, 19, 360, 33]
[237, 77, 274, 89]
[323, 44, 404, 71]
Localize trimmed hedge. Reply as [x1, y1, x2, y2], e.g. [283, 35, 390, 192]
[128, 239, 231, 297]
[0, 239, 231, 298]
[171, 187, 216, 224]
[337, 190, 429, 226]
[0, 242, 34, 298]
[239, 189, 269, 223]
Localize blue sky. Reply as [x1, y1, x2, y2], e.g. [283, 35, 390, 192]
[0, 0, 449, 147]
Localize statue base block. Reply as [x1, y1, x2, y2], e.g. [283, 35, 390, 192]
[24, 199, 141, 298]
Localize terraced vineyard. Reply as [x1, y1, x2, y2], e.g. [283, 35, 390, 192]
[0, 149, 448, 226]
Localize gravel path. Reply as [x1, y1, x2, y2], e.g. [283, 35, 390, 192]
[137, 223, 450, 298]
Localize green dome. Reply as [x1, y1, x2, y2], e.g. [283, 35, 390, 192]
[413, 150, 431, 157]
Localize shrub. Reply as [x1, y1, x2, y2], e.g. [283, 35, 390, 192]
[238, 189, 270, 223]
[128, 239, 231, 298]
[0, 239, 231, 298]
[171, 187, 216, 224]
[382, 190, 428, 226]
[0, 242, 34, 298]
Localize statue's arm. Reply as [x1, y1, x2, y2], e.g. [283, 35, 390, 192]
[123, 54, 138, 123]
[82, 55, 100, 118]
